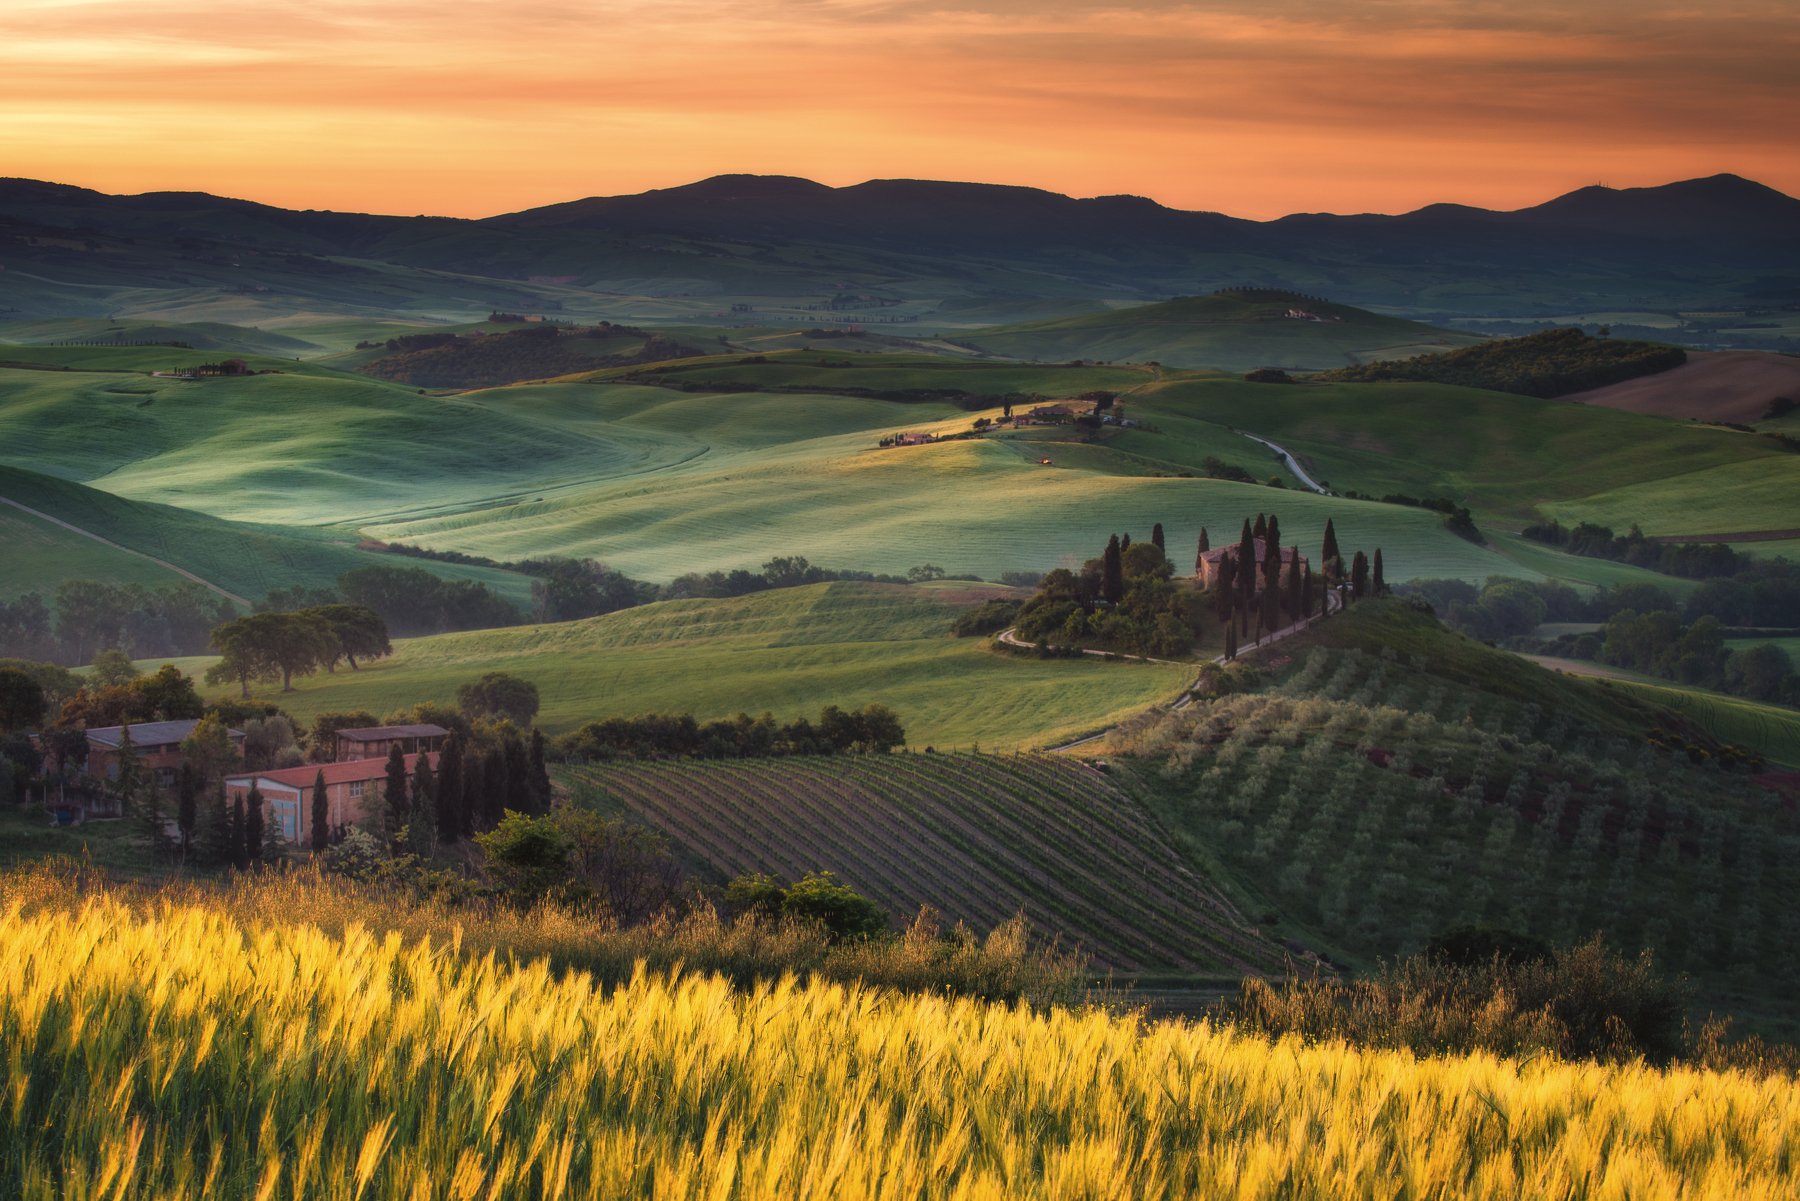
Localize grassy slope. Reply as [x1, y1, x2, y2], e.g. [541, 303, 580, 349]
[0, 464, 536, 608]
[567, 754, 1281, 974]
[7, 347, 1778, 595]
[151, 581, 1192, 749]
[963, 293, 1480, 371]
[1132, 376, 1797, 532]
[1114, 599, 1800, 1030]
[1601, 678, 1800, 769]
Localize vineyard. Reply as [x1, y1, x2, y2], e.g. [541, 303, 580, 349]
[563, 753, 1283, 975]
[1119, 641, 1800, 1023]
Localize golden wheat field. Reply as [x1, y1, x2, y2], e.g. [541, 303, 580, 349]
[4, 891, 1799, 1200]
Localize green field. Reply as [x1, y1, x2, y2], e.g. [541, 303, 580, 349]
[148, 581, 1193, 749]
[962, 293, 1480, 371]
[0, 464, 537, 608]
[6, 342, 1769, 596]
[1131, 376, 1794, 530]
[1603, 678, 1800, 768]
[568, 753, 1281, 973]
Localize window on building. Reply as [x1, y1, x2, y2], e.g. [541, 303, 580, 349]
[349, 781, 364, 798]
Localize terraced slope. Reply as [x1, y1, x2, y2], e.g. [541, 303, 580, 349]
[568, 752, 1282, 973]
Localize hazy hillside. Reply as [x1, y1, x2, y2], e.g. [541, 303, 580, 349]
[5, 173, 1797, 323]
[964, 290, 1478, 370]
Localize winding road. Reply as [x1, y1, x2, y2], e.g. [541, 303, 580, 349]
[1239, 433, 1329, 495]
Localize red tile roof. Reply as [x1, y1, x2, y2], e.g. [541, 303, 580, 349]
[226, 752, 438, 791]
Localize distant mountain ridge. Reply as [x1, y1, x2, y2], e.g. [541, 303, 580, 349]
[2, 172, 1796, 320]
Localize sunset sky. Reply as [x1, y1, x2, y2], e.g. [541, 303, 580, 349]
[2, 0, 1797, 219]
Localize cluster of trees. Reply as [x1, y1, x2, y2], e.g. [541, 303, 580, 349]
[1011, 516, 1377, 658]
[1407, 576, 1799, 704]
[330, 567, 521, 637]
[205, 605, 391, 695]
[1012, 527, 1199, 657]
[553, 704, 905, 762]
[0, 581, 236, 663]
[1411, 573, 1799, 641]
[1316, 328, 1688, 398]
[1523, 520, 1751, 580]
[361, 323, 700, 388]
[1339, 492, 1482, 543]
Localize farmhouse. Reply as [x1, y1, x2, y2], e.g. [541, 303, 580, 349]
[84, 719, 246, 785]
[225, 752, 440, 846]
[1196, 538, 1308, 592]
[333, 723, 448, 763]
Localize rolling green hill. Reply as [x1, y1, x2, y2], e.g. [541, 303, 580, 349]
[1109, 599, 1800, 1028]
[149, 581, 1193, 749]
[569, 753, 1282, 974]
[1129, 375, 1798, 533]
[0, 463, 535, 608]
[963, 291, 1480, 371]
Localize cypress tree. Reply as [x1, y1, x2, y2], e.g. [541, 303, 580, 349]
[138, 774, 165, 854]
[1321, 518, 1340, 569]
[528, 729, 552, 811]
[1151, 523, 1165, 553]
[114, 724, 142, 818]
[383, 745, 409, 848]
[436, 732, 464, 845]
[1288, 554, 1304, 622]
[1101, 535, 1124, 605]
[504, 732, 534, 816]
[482, 751, 507, 831]
[1252, 513, 1267, 541]
[1237, 520, 1257, 616]
[1351, 550, 1369, 599]
[460, 749, 481, 838]
[1373, 548, 1386, 596]
[1262, 515, 1282, 627]
[1195, 527, 1210, 574]
[410, 753, 438, 853]
[310, 770, 329, 852]
[230, 794, 248, 871]
[176, 763, 197, 857]
[1119, 532, 1131, 553]
[197, 783, 233, 868]
[1214, 552, 1237, 625]
[245, 783, 264, 864]
[1224, 623, 1237, 660]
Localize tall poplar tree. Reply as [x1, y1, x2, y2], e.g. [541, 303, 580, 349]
[1322, 519, 1341, 573]
[1373, 548, 1386, 596]
[436, 732, 464, 846]
[382, 745, 409, 850]
[1351, 550, 1370, 599]
[245, 783, 265, 864]
[1101, 535, 1124, 605]
[482, 751, 507, 831]
[176, 763, 197, 857]
[311, 770, 329, 852]
[528, 729, 552, 811]
[409, 753, 437, 856]
[230, 794, 248, 871]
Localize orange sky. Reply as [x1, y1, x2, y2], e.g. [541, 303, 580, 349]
[2, 0, 1797, 218]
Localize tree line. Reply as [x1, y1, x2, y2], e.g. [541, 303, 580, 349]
[553, 703, 905, 762]
[1315, 328, 1687, 398]
[0, 581, 235, 665]
[1522, 520, 1755, 580]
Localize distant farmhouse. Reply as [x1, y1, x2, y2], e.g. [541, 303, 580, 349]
[83, 719, 245, 786]
[227, 752, 441, 845]
[1197, 537, 1308, 592]
[332, 723, 449, 764]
